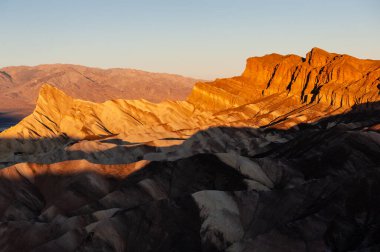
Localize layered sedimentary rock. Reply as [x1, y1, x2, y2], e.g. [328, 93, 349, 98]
[0, 48, 379, 252]
[188, 47, 380, 111]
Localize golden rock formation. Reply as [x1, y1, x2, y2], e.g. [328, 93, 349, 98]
[3, 48, 379, 142]
[188, 47, 380, 111]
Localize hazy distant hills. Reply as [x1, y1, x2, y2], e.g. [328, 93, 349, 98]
[0, 64, 199, 118]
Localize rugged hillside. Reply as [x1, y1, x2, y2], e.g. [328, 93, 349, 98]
[0, 64, 198, 117]
[0, 48, 379, 252]
[2, 47, 379, 141]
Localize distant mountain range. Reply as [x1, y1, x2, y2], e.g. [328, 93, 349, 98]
[0, 64, 199, 119]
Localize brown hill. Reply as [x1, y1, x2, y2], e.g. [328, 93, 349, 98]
[0, 48, 379, 251]
[0, 64, 198, 117]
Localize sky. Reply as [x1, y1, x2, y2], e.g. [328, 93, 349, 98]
[0, 0, 379, 79]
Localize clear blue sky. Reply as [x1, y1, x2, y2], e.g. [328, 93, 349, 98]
[0, 0, 379, 79]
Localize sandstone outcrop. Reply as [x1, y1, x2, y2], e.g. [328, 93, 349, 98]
[188, 47, 380, 111]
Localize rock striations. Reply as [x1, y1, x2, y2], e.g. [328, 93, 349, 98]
[0, 48, 380, 252]
[188, 47, 380, 111]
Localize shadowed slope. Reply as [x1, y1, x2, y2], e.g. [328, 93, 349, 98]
[0, 106, 379, 251]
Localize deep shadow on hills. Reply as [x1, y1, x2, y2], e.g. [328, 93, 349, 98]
[1, 156, 379, 252]
[1, 101, 379, 167]
[0, 103, 379, 251]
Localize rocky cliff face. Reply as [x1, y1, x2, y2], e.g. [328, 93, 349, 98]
[0, 49, 379, 252]
[188, 48, 380, 111]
